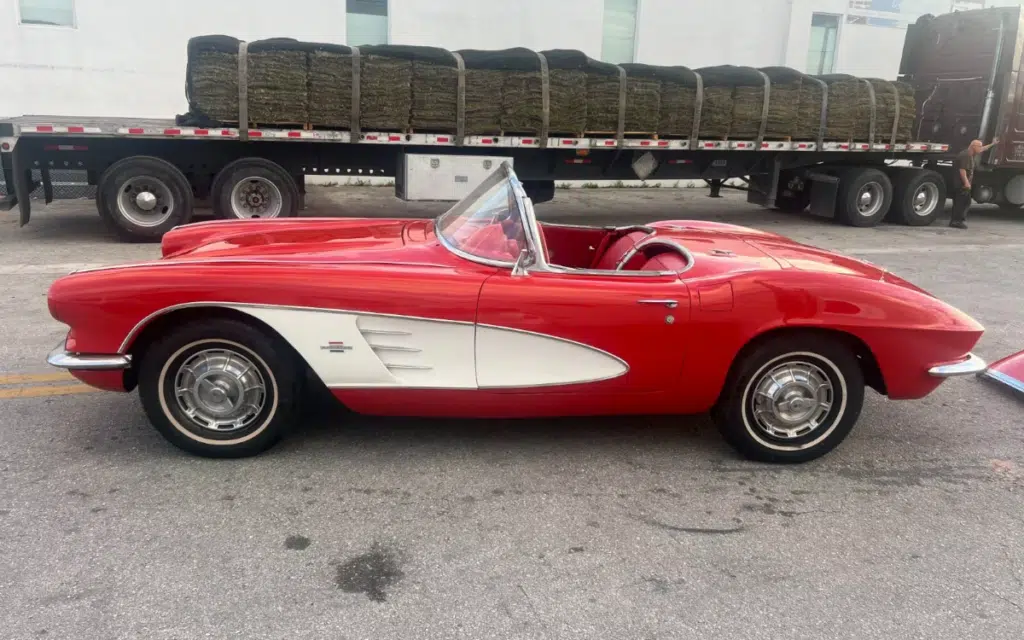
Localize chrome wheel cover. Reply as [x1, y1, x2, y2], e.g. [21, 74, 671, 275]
[856, 182, 884, 217]
[748, 360, 834, 440]
[173, 348, 267, 433]
[912, 182, 940, 216]
[116, 175, 175, 227]
[229, 176, 283, 218]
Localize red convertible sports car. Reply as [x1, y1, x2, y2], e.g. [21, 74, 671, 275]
[46, 163, 986, 463]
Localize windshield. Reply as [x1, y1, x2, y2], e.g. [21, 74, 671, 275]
[435, 167, 527, 265]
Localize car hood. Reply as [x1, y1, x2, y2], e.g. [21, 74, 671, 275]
[161, 217, 438, 263]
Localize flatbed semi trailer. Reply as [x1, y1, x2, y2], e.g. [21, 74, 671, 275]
[0, 114, 959, 241]
[2, 5, 1020, 242]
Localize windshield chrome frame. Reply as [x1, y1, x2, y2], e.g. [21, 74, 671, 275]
[436, 162, 693, 278]
[435, 163, 523, 269]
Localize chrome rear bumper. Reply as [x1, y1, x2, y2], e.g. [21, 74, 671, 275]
[47, 343, 131, 371]
[927, 352, 986, 378]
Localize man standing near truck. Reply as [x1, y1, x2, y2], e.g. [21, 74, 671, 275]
[951, 137, 999, 229]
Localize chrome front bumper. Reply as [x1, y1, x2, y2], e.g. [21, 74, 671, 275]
[47, 343, 131, 371]
[927, 352, 987, 378]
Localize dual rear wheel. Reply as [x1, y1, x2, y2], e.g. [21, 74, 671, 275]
[96, 156, 299, 242]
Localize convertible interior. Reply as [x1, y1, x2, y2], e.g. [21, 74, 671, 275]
[538, 223, 691, 273]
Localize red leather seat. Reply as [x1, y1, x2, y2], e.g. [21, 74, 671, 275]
[591, 231, 648, 270]
[640, 252, 689, 272]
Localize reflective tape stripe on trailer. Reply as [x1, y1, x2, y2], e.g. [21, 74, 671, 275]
[19, 125, 103, 134]
[12, 123, 952, 153]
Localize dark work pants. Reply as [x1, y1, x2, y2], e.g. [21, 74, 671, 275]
[951, 188, 972, 223]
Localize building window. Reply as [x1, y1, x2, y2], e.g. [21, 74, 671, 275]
[347, 0, 388, 46]
[807, 13, 840, 75]
[601, 0, 639, 64]
[18, 0, 75, 27]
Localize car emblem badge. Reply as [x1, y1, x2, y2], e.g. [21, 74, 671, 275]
[321, 341, 353, 353]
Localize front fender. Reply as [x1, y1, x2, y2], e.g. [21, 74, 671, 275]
[675, 271, 984, 410]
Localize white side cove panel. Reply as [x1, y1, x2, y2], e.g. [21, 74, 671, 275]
[228, 306, 477, 389]
[475, 326, 628, 388]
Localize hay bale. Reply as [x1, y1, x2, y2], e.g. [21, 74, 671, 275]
[307, 44, 352, 129]
[181, 35, 311, 127]
[582, 58, 663, 133]
[501, 50, 588, 135]
[622, 64, 698, 137]
[459, 49, 532, 135]
[794, 80, 827, 141]
[817, 75, 876, 141]
[358, 45, 413, 131]
[896, 81, 916, 141]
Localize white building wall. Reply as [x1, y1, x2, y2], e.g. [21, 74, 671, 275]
[389, 0, 604, 54]
[0, 0, 349, 118]
[636, 0, 793, 68]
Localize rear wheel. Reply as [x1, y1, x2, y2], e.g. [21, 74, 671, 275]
[888, 169, 945, 226]
[712, 334, 865, 463]
[97, 156, 194, 242]
[137, 318, 302, 458]
[835, 167, 892, 227]
[211, 158, 299, 220]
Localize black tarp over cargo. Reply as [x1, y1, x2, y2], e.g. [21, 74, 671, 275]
[177, 34, 921, 144]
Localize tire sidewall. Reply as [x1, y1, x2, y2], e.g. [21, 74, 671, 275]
[716, 337, 865, 463]
[138, 319, 299, 458]
[98, 157, 194, 242]
[212, 159, 298, 220]
[838, 169, 892, 227]
[891, 169, 945, 226]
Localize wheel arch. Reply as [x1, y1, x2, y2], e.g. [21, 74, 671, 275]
[716, 325, 887, 407]
[123, 304, 325, 396]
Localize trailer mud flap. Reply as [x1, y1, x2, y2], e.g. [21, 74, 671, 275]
[0, 149, 15, 212]
[10, 144, 34, 226]
[807, 172, 840, 217]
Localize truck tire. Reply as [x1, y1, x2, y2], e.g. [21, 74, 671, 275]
[211, 158, 299, 220]
[835, 167, 892, 227]
[97, 156, 195, 242]
[888, 169, 945, 226]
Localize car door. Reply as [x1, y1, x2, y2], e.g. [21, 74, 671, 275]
[474, 269, 690, 393]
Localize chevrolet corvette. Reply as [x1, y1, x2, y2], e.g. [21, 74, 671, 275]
[46, 163, 986, 462]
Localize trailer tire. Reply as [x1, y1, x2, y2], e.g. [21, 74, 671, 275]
[97, 156, 194, 242]
[211, 158, 299, 220]
[835, 168, 892, 227]
[889, 169, 945, 226]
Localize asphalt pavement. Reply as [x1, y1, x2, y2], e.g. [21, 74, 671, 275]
[1, 187, 1022, 639]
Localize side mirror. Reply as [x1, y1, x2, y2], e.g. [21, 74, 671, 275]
[512, 248, 532, 277]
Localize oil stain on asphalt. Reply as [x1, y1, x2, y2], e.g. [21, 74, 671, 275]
[334, 544, 405, 602]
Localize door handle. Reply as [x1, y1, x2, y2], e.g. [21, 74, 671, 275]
[637, 299, 678, 309]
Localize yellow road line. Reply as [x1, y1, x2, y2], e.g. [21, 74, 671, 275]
[0, 372, 75, 385]
[0, 384, 101, 399]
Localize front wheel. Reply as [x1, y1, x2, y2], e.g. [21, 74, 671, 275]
[712, 335, 865, 463]
[137, 318, 302, 458]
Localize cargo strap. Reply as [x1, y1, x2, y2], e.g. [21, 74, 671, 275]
[237, 41, 249, 141]
[754, 69, 771, 148]
[690, 71, 704, 149]
[536, 51, 550, 148]
[888, 83, 899, 147]
[449, 51, 466, 146]
[806, 76, 828, 148]
[351, 46, 361, 138]
[616, 66, 627, 148]
[860, 78, 877, 144]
